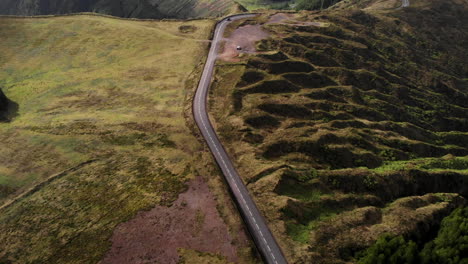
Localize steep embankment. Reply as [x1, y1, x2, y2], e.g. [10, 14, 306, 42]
[211, 0, 468, 263]
[0, 0, 243, 19]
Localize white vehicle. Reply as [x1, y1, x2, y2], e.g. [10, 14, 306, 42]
[236, 46, 242, 50]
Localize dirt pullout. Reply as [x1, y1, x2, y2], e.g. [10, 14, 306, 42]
[101, 176, 245, 264]
[219, 24, 270, 62]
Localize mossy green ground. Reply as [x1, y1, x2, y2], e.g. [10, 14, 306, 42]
[236, 0, 293, 10]
[0, 15, 217, 263]
[210, 0, 468, 262]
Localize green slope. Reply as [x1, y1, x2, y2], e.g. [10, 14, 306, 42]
[0, 15, 216, 263]
[0, 0, 243, 19]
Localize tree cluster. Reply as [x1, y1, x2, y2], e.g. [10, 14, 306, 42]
[358, 207, 468, 264]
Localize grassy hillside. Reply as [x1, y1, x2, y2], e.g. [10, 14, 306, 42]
[236, 0, 293, 10]
[153, 0, 245, 18]
[0, 0, 243, 19]
[0, 14, 235, 263]
[211, 0, 468, 262]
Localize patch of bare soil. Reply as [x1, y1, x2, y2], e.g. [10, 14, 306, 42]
[219, 25, 270, 62]
[101, 176, 245, 264]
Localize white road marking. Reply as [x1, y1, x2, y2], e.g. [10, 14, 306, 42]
[194, 15, 282, 264]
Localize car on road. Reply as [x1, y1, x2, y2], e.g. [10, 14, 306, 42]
[236, 46, 242, 50]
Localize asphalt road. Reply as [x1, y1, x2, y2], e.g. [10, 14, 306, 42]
[401, 0, 410, 7]
[193, 14, 288, 264]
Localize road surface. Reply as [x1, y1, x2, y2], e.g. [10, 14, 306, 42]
[401, 0, 410, 7]
[193, 14, 288, 264]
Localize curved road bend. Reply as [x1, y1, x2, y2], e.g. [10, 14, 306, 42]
[193, 14, 288, 264]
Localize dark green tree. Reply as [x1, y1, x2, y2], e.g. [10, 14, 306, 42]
[357, 207, 468, 264]
[420, 207, 468, 264]
[357, 234, 419, 264]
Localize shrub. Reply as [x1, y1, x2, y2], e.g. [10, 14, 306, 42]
[357, 207, 468, 264]
[420, 207, 468, 264]
[357, 234, 419, 264]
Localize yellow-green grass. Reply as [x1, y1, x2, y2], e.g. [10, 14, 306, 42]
[178, 248, 232, 264]
[0, 15, 215, 263]
[370, 156, 468, 173]
[0, 15, 212, 198]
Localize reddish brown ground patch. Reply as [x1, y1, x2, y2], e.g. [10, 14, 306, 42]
[101, 176, 245, 264]
[219, 25, 270, 62]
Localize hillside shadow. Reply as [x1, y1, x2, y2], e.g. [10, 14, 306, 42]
[0, 89, 18, 122]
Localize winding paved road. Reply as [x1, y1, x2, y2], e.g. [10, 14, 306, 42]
[193, 14, 288, 264]
[400, 0, 410, 8]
